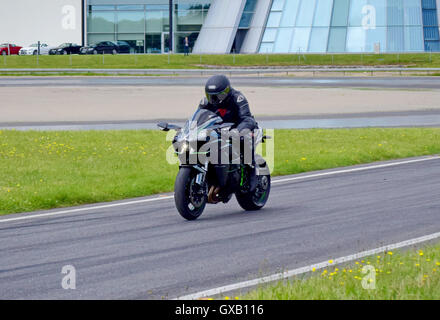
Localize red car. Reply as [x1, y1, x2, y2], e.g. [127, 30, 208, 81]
[0, 43, 22, 55]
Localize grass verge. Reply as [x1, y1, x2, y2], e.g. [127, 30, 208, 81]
[0, 128, 439, 215]
[2, 53, 440, 69]
[242, 243, 440, 300]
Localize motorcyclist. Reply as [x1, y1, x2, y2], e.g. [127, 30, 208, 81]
[200, 74, 257, 133]
[199, 75, 258, 202]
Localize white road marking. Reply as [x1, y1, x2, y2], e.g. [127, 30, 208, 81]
[0, 156, 438, 224]
[0, 196, 174, 223]
[175, 231, 440, 300]
[272, 156, 440, 185]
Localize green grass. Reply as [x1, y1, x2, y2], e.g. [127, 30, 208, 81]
[2, 53, 440, 70]
[241, 243, 440, 300]
[0, 128, 439, 215]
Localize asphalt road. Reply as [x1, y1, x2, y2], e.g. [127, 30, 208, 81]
[2, 76, 440, 89]
[0, 156, 439, 299]
[2, 110, 440, 130]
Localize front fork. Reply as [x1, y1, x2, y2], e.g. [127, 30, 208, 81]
[194, 162, 208, 186]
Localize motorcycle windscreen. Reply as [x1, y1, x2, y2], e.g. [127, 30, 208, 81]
[183, 109, 223, 134]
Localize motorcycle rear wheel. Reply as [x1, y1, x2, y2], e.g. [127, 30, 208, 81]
[174, 167, 207, 220]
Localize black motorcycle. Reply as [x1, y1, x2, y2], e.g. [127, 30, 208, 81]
[158, 109, 271, 221]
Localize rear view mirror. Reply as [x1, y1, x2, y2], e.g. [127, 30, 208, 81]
[157, 122, 182, 132]
[157, 122, 170, 131]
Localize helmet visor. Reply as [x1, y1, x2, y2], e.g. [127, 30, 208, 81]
[206, 86, 230, 105]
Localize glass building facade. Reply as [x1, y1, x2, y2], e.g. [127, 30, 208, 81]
[259, 0, 440, 53]
[87, 0, 211, 53]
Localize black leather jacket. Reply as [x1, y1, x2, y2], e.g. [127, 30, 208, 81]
[198, 88, 257, 132]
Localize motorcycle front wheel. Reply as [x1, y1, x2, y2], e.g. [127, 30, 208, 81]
[174, 167, 207, 220]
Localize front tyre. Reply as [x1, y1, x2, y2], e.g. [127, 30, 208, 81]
[236, 174, 271, 211]
[174, 167, 207, 220]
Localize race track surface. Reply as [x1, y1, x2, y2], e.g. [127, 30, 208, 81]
[2, 76, 440, 89]
[0, 157, 439, 299]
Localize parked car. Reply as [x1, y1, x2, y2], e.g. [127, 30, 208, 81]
[0, 43, 22, 55]
[19, 43, 53, 55]
[80, 41, 119, 55]
[49, 43, 82, 55]
[115, 41, 131, 54]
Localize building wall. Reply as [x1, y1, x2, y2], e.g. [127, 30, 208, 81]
[193, 0, 246, 54]
[0, 0, 83, 47]
[240, 0, 273, 53]
[258, 0, 438, 53]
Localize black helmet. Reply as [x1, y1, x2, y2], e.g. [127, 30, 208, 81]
[205, 75, 231, 106]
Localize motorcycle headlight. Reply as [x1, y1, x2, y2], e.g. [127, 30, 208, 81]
[180, 141, 189, 154]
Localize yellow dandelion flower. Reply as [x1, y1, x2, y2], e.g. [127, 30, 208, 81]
[328, 260, 334, 264]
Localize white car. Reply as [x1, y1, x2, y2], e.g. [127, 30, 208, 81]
[19, 43, 53, 55]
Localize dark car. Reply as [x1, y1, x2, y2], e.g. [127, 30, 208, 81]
[49, 43, 82, 55]
[115, 41, 131, 54]
[79, 41, 119, 55]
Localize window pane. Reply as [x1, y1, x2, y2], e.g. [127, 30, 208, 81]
[240, 12, 254, 28]
[272, 0, 286, 11]
[88, 11, 115, 33]
[404, 0, 422, 26]
[259, 42, 274, 53]
[290, 27, 312, 52]
[368, 0, 387, 26]
[117, 5, 144, 11]
[331, 0, 350, 26]
[405, 26, 424, 51]
[146, 11, 165, 32]
[262, 28, 278, 42]
[243, 0, 258, 12]
[387, 0, 404, 26]
[387, 26, 404, 51]
[117, 11, 144, 33]
[313, 0, 334, 27]
[365, 27, 386, 52]
[296, 0, 317, 27]
[346, 27, 366, 52]
[280, 0, 301, 27]
[88, 33, 115, 45]
[91, 5, 115, 11]
[309, 27, 330, 52]
[348, 0, 368, 27]
[274, 28, 294, 52]
[327, 27, 347, 51]
[177, 10, 204, 25]
[145, 33, 161, 54]
[267, 12, 282, 27]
